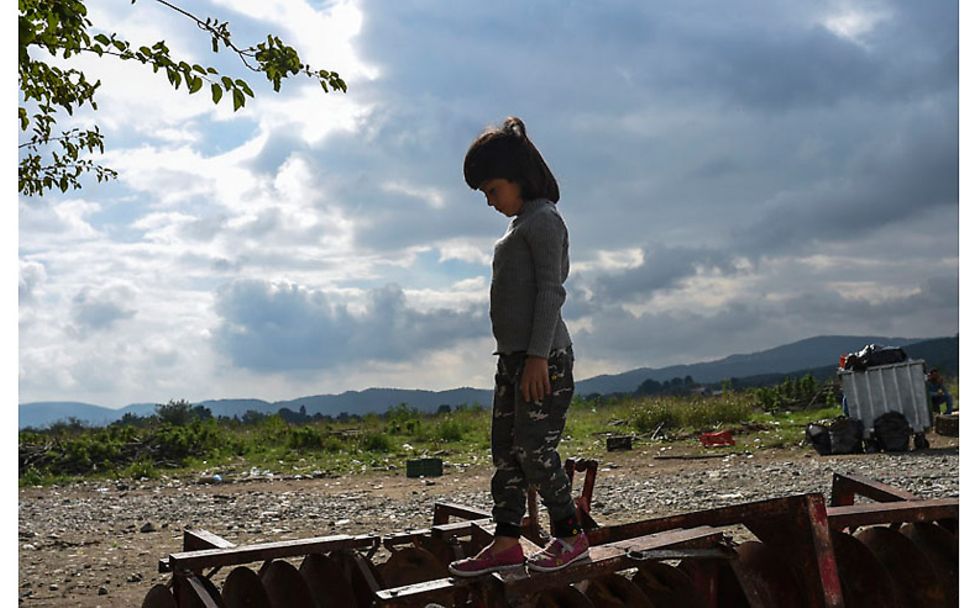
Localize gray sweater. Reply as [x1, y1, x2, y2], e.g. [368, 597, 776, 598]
[490, 198, 572, 357]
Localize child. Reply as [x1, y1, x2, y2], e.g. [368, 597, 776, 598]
[448, 117, 588, 577]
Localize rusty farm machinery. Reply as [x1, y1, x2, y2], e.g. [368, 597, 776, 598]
[143, 459, 959, 607]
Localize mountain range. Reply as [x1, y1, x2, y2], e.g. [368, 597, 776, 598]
[19, 334, 957, 429]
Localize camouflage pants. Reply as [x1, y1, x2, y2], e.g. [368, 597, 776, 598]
[490, 346, 576, 529]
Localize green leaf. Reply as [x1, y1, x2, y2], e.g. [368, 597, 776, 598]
[188, 76, 202, 94]
[211, 83, 223, 104]
[94, 34, 111, 45]
[192, 64, 206, 74]
[211, 37, 219, 53]
[221, 76, 233, 90]
[232, 89, 245, 111]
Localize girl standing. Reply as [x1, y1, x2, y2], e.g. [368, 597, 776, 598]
[448, 117, 588, 576]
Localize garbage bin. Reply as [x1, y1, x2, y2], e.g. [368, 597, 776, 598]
[838, 359, 931, 449]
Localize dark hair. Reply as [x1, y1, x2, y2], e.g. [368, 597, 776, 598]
[463, 117, 560, 203]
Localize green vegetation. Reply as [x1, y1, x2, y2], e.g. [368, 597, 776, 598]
[19, 0, 346, 197]
[22, 374, 908, 487]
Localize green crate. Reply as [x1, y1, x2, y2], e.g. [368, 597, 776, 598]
[406, 458, 443, 478]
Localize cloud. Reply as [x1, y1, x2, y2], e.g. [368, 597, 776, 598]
[574, 274, 957, 369]
[212, 280, 486, 372]
[69, 285, 138, 337]
[19, 261, 47, 304]
[585, 244, 738, 303]
[17, 0, 957, 407]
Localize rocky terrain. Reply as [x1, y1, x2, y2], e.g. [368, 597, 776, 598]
[19, 436, 959, 607]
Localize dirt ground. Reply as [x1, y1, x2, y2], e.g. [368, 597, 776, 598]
[18, 433, 960, 607]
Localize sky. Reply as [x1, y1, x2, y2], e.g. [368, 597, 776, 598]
[17, 0, 961, 408]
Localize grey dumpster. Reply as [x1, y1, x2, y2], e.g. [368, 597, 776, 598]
[838, 359, 931, 441]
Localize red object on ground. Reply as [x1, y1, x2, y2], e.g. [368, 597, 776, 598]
[699, 430, 735, 447]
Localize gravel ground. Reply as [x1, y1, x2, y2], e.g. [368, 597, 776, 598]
[18, 436, 959, 607]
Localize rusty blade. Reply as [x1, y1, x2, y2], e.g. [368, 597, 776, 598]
[141, 584, 178, 608]
[632, 561, 707, 608]
[261, 560, 316, 608]
[581, 573, 654, 608]
[222, 566, 271, 608]
[298, 553, 358, 608]
[731, 541, 806, 608]
[380, 546, 450, 587]
[855, 526, 946, 608]
[534, 585, 596, 608]
[899, 523, 958, 607]
[830, 531, 905, 608]
[330, 549, 384, 608]
[680, 558, 749, 608]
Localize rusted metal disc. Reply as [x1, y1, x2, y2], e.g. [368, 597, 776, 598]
[260, 560, 317, 608]
[330, 549, 383, 608]
[633, 561, 707, 608]
[142, 584, 177, 608]
[580, 573, 654, 608]
[381, 546, 451, 586]
[380, 547, 454, 606]
[831, 531, 905, 608]
[222, 566, 272, 608]
[731, 540, 806, 608]
[299, 553, 358, 608]
[534, 585, 596, 608]
[856, 526, 946, 608]
[935, 518, 958, 536]
[418, 535, 466, 570]
[173, 576, 223, 608]
[899, 523, 958, 607]
[680, 557, 749, 608]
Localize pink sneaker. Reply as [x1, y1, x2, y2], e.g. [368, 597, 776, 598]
[448, 543, 525, 577]
[526, 533, 590, 572]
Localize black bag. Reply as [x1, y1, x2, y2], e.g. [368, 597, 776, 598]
[805, 423, 831, 455]
[828, 418, 864, 454]
[843, 344, 908, 371]
[872, 411, 911, 452]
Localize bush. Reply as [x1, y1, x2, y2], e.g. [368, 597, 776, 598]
[122, 459, 159, 480]
[286, 426, 324, 451]
[432, 418, 468, 442]
[680, 397, 751, 429]
[385, 403, 422, 435]
[322, 435, 345, 453]
[630, 401, 679, 433]
[360, 431, 392, 453]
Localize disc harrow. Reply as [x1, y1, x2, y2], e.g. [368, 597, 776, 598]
[144, 463, 958, 607]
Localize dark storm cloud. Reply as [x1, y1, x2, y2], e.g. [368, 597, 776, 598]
[212, 279, 486, 371]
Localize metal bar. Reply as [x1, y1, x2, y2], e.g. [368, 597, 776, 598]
[498, 527, 725, 596]
[432, 501, 491, 525]
[585, 493, 812, 546]
[827, 498, 959, 530]
[168, 533, 378, 571]
[160, 529, 237, 573]
[183, 529, 236, 551]
[430, 519, 491, 540]
[829, 473, 919, 506]
[373, 527, 723, 605]
[744, 494, 844, 608]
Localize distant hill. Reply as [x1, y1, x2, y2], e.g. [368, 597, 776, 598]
[18, 402, 118, 429]
[19, 334, 956, 428]
[574, 335, 934, 395]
